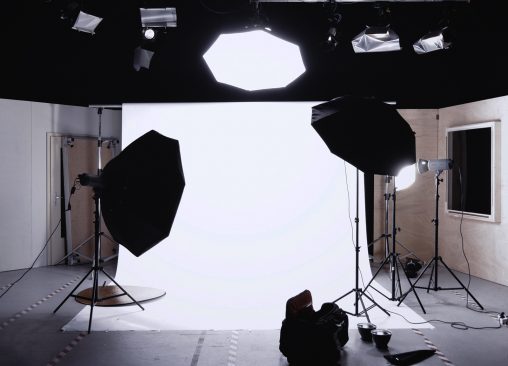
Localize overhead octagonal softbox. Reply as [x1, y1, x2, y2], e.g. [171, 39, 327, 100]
[311, 95, 415, 176]
[101, 130, 185, 257]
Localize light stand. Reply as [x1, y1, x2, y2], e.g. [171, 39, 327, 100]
[362, 179, 426, 313]
[367, 176, 392, 262]
[53, 108, 144, 333]
[56, 111, 120, 266]
[53, 185, 145, 333]
[333, 169, 390, 322]
[398, 170, 483, 309]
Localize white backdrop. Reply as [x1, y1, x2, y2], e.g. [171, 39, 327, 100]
[64, 102, 430, 331]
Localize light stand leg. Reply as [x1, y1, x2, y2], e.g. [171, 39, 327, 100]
[398, 171, 483, 310]
[54, 193, 145, 333]
[333, 169, 390, 319]
[361, 181, 425, 313]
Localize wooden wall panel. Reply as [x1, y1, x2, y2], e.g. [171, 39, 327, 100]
[372, 98, 508, 286]
[372, 109, 438, 265]
[438, 97, 508, 286]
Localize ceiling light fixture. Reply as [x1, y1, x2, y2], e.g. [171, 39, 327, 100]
[143, 28, 156, 40]
[133, 46, 155, 71]
[413, 28, 451, 54]
[72, 10, 103, 34]
[323, 10, 342, 52]
[352, 25, 401, 53]
[140, 7, 177, 40]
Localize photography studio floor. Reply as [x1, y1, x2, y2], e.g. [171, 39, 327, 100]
[1, 259, 507, 366]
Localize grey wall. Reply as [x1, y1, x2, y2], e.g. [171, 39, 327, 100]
[0, 99, 121, 272]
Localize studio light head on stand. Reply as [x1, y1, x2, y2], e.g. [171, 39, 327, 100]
[417, 158, 453, 174]
[398, 157, 483, 310]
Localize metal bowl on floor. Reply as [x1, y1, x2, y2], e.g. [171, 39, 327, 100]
[371, 329, 392, 348]
[357, 322, 377, 341]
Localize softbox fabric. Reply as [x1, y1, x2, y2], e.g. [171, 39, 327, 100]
[311, 95, 415, 176]
[100, 130, 185, 257]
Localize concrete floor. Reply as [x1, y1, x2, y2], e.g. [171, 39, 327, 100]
[1, 259, 507, 366]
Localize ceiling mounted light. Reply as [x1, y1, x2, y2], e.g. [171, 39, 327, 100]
[323, 11, 342, 52]
[143, 28, 156, 40]
[72, 10, 103, 34]
[203, 29, 306, 91]
[140, 7, 177, 40]
[352, 25, 401, 53]
[133, 46, 155, 71]
[413, 28, 451, 54]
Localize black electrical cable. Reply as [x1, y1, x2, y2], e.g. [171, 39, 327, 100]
[0, 219, 62, 300]
[0, 179, 79, 300]
[386, 308, 502, 331]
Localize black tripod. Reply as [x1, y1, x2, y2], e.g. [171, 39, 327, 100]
[367, 176, 392, 262]
[53, 108, 144, 333]
[53, 188, 144, 333]
[362, 177, 426, 313]
[333, 169, 390, 323]
[398, 171, 483, 309]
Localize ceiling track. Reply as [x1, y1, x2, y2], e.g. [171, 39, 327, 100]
[256, 1, 470, 3]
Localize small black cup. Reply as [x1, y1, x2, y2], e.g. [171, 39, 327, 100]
[371, 329, 392, 348]
[357, 322, 377, 341]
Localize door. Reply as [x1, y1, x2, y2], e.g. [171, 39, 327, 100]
[48, 134, 119, 265]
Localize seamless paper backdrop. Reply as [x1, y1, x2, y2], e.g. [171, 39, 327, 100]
[63, 102, 431, 331]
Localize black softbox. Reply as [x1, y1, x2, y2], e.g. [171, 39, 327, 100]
[100, 130, 185, 257]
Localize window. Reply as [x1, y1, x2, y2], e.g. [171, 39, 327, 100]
[446, 121, 500, 222]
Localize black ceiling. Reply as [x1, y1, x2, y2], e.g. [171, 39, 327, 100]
[1, 0, 507, 108]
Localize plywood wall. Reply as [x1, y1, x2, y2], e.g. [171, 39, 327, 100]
[373, 98, 508, 286]
[372, 109, 439, 264]
[438, 97, 508, 286]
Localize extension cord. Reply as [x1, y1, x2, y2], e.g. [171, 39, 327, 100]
[498, 312, 508, 326]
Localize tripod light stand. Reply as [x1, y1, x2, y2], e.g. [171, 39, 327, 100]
[53, 126, 186, 333]
[331, 168, 390, 322]
[57, 111, 120, 266]
[311, 95, 416, 321]
[367, 176, 392, 262]
[362, 168, 426, 313]
[398, 160, 483, 309]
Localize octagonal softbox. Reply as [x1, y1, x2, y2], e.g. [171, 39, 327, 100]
[100, 130, 185, 257]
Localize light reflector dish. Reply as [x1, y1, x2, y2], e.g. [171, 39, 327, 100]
[352, 26, 401, 53]
[72, 11, 103, 34]
[413, 29, 449, 54]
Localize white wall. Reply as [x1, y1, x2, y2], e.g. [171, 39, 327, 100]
[0, 98, 121, 272]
